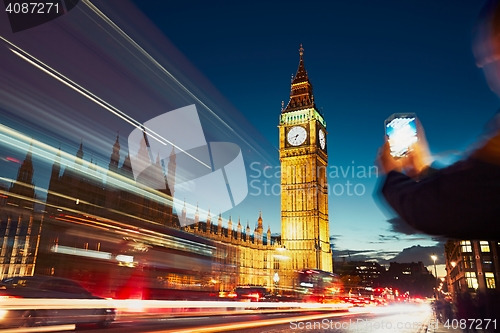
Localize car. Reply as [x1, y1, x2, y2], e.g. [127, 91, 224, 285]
[0, 275, 115, 328]
[234, 286, 268, 302]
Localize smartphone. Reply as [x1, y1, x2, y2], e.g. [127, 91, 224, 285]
[385, 113, 418, 158]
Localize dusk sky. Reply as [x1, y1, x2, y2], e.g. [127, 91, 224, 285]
[0, 0, 497, 273]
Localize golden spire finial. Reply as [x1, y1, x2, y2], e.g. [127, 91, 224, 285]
[299, 44, 304, 57]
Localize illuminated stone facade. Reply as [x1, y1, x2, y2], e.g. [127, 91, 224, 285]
[445, 240, 500, 297]
[278, 45, 332, 290]
[0, 146, 42, 280]
[182, 211, 281, 292]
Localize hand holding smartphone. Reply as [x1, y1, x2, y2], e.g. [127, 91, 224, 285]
[385, 113, 418, 158]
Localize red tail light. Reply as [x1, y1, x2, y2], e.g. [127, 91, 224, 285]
[0, 295, 23, 299]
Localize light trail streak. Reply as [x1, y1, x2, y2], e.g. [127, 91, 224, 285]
[0, 324, 75, 333]
[0, 299, 351, 311]
[0, 177, 48, 211]
[1, 171, 207, 254]
[51, 214, 215, 257]
[53, 216, 112, 232]
[0, 35, 211, 170]
[51, 245, 113, 260]
[158, 311, 362, 333]
[80, 0, 263, 158]
[0, 125, 175, 205]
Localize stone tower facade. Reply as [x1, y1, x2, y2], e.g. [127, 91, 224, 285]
[279, 45, 332, 289]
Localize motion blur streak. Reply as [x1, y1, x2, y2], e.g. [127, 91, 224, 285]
[0, 177, 41, 208]
[349, 302, 432, 316]
[81, 0, 247, 147]
[0, 324, 75, 333]
[0, 299, 350, 311]
[159, 311, 362, 333]
[51, 215, 215, 256]
[0, 124, 174, 206]
[0, 124, 212, 235]
[0, 36, 210, 170]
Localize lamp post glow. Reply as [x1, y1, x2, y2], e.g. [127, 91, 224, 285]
[431, 254, 438, 299]
[273, 272, 280, 295]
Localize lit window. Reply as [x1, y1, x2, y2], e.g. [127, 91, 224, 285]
[485, 272, 496, 289]
[463, 255, 475, 269]
[460, 240, 472, 253]
[465, 272, 479, 289]
[480, 241, 490, 253]
[483, 259, 493, 270]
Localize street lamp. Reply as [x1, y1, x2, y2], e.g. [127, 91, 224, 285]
[448, 262, 456, 297]
[431, 254, 438, 299]
[273, 272, 280, 295]
[210, 278, 218, 294]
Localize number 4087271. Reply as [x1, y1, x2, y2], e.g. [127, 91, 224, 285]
[5, 2, 60, 14]
[444, 319, 496, 330]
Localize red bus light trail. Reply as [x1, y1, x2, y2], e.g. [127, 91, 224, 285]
[6, 157, 20, 163]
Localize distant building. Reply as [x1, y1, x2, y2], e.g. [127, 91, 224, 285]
[0, 145, 41, 279]
[0, 209, 42, 279]
[6, 143, 36, 212]
[381, 261, 435, 298]
[445, 240, 500, 297]
[334, 260, 385, 287]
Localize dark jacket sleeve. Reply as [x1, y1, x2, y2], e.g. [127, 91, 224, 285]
[381, 158, 500, 240]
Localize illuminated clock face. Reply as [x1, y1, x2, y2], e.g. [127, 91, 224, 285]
[287, 126, 307, 146]
[319, 129, 326, 149]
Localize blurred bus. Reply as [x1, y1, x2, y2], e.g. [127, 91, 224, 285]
[34, 213, 233, 300]
[297, 269, 342, 303]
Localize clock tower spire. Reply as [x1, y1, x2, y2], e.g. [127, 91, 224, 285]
[283, 44, 316, 113]
[279, 45, 332, 289]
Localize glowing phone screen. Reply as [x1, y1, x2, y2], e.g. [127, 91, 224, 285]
[385, 115, 417, 158]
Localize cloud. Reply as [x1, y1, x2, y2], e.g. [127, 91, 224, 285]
[379, 234, 400, 241]
[389, 243, 447, 266]
[334, 249, 372, 256]
[333, 249, 400, 264]
[384, 218, 445, 243]
[404, 236, 434, 242]
[431, 236, 449, 243]
[332, 239, 449, 266]
[329, 234, 342, 241]
[386, 217, 422, 235]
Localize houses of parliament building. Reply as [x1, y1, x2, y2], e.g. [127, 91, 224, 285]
[0, 46, 332, 297]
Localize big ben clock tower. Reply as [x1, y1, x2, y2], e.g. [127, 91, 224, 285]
[279, 45, 332, 288]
